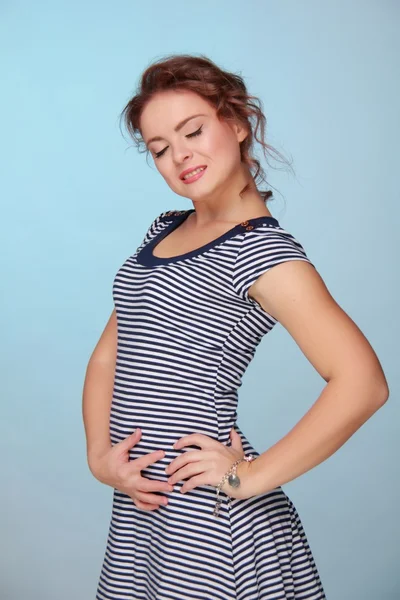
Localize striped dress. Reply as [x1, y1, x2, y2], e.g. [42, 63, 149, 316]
[96, 208, 326, 600]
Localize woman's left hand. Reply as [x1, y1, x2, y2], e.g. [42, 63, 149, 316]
[165, 427, 254, 500]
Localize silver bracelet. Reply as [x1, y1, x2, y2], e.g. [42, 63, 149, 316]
[213, 454, 255, 517]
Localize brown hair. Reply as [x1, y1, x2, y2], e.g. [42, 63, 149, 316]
[119, 53, 294, 205]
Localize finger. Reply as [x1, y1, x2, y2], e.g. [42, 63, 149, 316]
[135, 450, 166, 470]
[167, 461, 208, 485]
[118, 428, 141, 450]
[134, 499, 163, 511]
[230, 428, 244, 452]
[174, 433, 214, 451]
[167, 449, 204, 475]
[181, 473, 208, 494]
[136, 491, 170, 505]
[140, 479, 174, 493]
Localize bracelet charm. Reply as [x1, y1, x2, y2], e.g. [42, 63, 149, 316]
[228, 472, 241, 488]
[213, 454, 255, 517]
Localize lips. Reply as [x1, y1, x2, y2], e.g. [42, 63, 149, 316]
[179, 165, 207, 180]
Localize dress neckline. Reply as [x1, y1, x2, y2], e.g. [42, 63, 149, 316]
[136, 209, 280, 266]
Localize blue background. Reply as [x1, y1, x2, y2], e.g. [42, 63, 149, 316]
[1, 1, 398, 598]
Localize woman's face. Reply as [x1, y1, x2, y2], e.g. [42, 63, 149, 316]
[140, 89, 248, 202]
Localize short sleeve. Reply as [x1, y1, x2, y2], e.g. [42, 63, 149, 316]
[232, 225, 315, 302]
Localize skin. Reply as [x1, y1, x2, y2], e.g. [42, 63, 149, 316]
[165, 261, 389, 497]
[140, 89, 389, 498]
[140, 88, 274, 233]
[85, 89, 389, 509]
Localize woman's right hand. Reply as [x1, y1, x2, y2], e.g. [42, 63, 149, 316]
[90, 428, 174, 511]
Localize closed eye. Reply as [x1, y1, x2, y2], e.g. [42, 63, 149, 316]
[154, 125, 203, 159]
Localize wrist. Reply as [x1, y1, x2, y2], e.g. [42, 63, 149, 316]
[235, 455, 256, 500]
[88, 458, 109, 484]
[87, 445, 111, 479]
[243, 454, 274, 498]
[87, 441, 111, 463]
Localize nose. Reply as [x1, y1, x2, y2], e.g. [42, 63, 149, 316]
[172, 142, 193, 165]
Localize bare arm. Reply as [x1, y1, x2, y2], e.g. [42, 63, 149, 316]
[82, 308, 117, 474]
[243, 261, 390, 497]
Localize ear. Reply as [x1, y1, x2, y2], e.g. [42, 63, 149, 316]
[225, 116, 249, 143]
[233, 120, 249, 143]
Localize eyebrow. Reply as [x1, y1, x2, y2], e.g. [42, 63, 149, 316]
[146, 113, 207, 146]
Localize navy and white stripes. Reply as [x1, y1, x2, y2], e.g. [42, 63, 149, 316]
[96, 209, 325, 599]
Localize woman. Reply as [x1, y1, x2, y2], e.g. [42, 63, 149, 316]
[83, 54, 389, 600]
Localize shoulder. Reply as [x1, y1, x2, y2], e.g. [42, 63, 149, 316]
[136, 209, 188, 248]
[158, 209, 189, 222]
[143, 208, 183, 231]
[234, 222, 312, 269]
[232, 222, 315, 303]
[239, 222, 308, 249]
